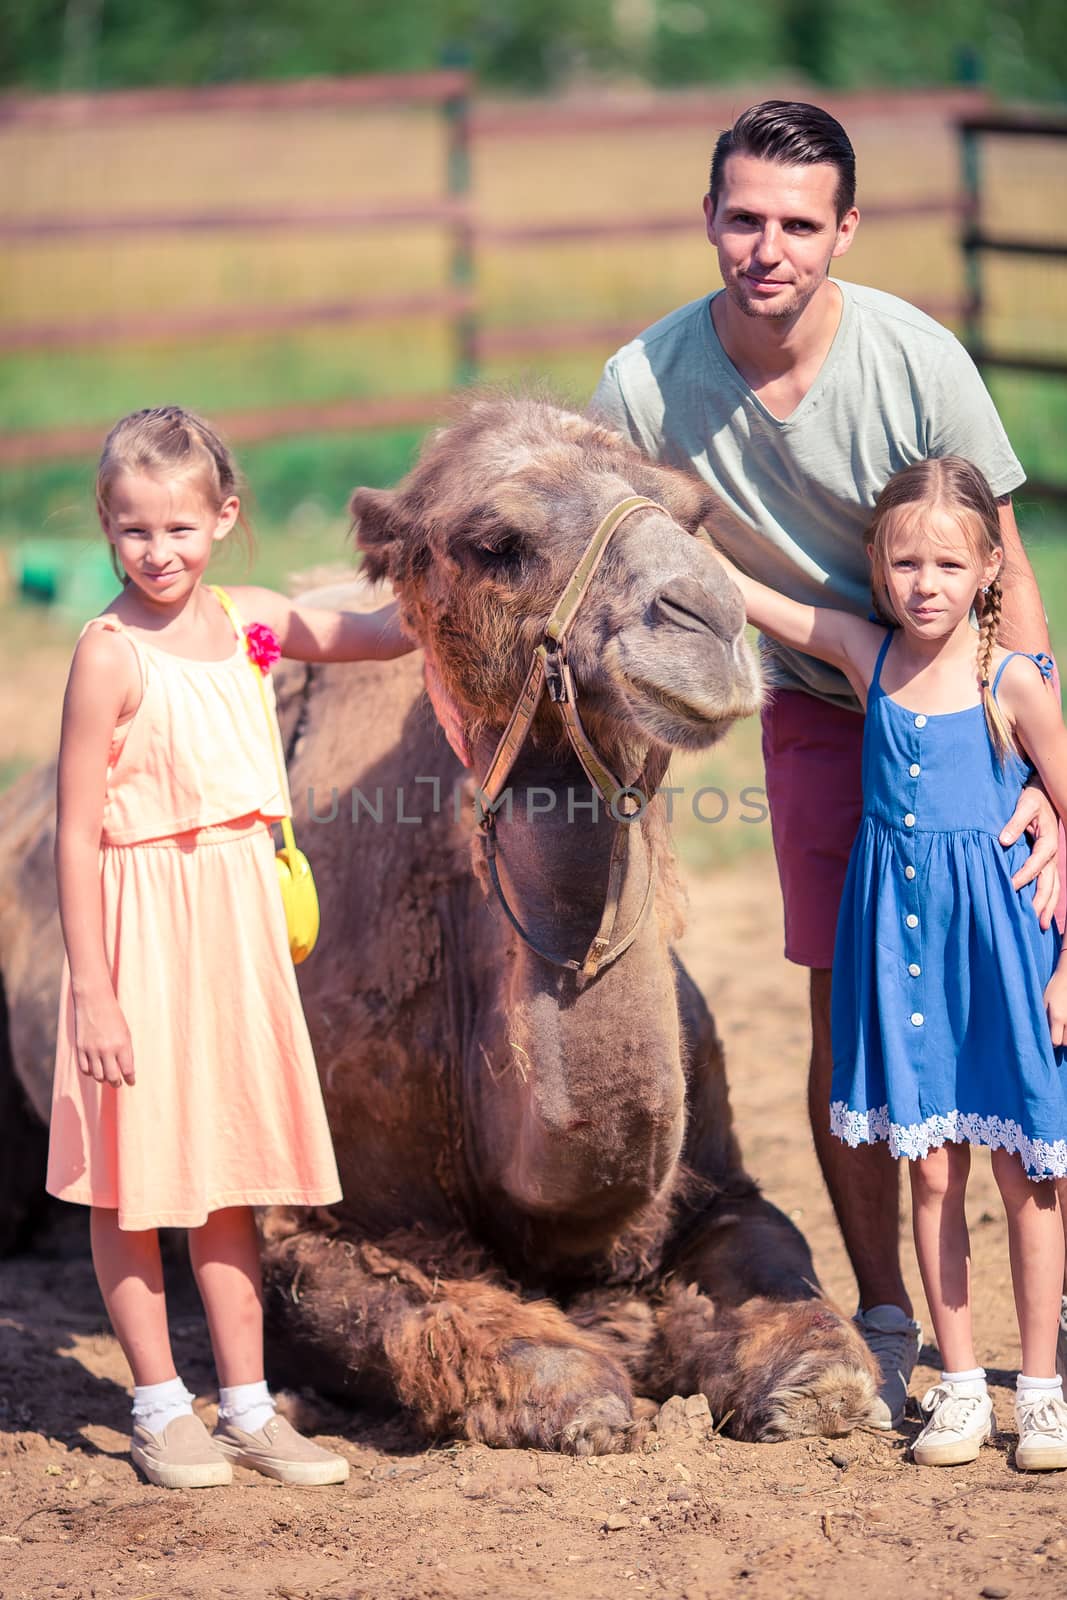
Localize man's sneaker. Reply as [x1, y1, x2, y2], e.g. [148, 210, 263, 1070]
[911, 1384, 993, 1466]
[131, 1411, 233, 1489]
[1056, 1296, 1067, 1386]
[212, 1412, 349, 1485]
[855, 1304, 922, 1429]
[1015, 1390, 1067, 1471]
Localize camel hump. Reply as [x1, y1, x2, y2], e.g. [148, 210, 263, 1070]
[289, 567, 392, 615]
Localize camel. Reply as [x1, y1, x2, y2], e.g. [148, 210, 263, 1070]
[0, 393, 879, 1451]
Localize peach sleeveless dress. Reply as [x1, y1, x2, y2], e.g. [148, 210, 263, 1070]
[46, 595, 341, 1230]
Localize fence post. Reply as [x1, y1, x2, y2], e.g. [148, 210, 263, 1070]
[443, 59, 477, 388]
[958, 119, 984, 365]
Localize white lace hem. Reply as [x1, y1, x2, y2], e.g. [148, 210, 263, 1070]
[830, 1101, 1067, 1180]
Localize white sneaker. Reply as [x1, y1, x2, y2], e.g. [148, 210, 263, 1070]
[911, 1383, 993, 1466]
[855, 1305, 922, 1429]
[1015, 1390, 1067, 1472]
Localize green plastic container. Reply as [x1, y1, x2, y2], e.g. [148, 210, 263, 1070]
[14, 539, 119, 617]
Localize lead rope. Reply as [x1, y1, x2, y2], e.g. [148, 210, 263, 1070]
[481, 742, 669, 979]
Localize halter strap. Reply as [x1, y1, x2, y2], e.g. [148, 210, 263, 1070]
[482, 743, 670, 979]
[478, 496, 660, 819]
[473, 495, 671, 981]
[545, 496, 658, 644]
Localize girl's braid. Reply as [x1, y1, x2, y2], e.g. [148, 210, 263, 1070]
[978, 577, 1012, 761]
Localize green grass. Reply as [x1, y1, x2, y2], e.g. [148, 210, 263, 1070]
[1025, 521, 1067, 665]
[0, 324, 456, 436]
[989, 372, 1067, 495]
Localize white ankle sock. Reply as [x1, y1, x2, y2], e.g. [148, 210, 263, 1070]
[132, 1376, 194, 1434]
[940, 1368, 986, 1397]
[1017, 1373, 1062, 1402]
[217, 1379, 275, 1434]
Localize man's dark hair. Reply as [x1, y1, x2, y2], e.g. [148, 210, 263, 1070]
[708, 101, 856, 222]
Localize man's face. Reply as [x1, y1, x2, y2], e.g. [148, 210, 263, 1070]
[703, 154, 858, 324]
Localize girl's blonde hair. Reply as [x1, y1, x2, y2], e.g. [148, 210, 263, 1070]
[96, 406, 251, 579]
[868, 456, 1012, 760]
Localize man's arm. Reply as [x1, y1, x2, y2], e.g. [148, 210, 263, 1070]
[996, 498, 1050, 654]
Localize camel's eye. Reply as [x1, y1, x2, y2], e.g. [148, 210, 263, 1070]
[472, 530, 525, 569]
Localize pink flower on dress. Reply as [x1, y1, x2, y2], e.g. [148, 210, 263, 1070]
[245, 622, 282, 673]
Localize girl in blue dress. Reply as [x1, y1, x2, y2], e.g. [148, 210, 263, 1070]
[714, 456, 1067, 1471]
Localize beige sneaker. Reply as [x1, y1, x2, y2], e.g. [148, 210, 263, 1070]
[911, 1384, 993, 1466]
[1015, 1390, 1067, 1471]
[131, 1412, 233, 1489]
[212, 1412, 349, 1485]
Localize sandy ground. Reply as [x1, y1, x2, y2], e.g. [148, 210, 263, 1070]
[2, 853, 1065, 1600]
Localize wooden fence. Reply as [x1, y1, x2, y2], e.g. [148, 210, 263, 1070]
[0, 75, 992, 467]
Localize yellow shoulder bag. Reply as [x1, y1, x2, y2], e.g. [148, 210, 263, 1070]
[211, 586, 320, 964]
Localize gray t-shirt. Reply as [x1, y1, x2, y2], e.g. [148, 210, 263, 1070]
[591, 281, 1025, 708]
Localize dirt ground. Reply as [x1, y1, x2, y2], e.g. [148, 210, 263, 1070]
[2, 853, 1065, 1600]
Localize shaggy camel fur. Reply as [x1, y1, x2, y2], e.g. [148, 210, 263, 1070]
[0, 395, 878, 1450]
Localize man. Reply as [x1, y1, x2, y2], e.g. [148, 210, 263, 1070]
[591, 100, 1058, 1427]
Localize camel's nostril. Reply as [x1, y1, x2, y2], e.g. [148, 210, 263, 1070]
[655, 576, 742, 641]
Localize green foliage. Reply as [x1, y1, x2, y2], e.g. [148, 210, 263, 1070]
[648, 0, 1066, 95]
[2, 0, 1065, 99]
[987, 372, 1067, 495]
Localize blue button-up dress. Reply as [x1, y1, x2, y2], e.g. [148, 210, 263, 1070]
[830, 634, 1067, 1179]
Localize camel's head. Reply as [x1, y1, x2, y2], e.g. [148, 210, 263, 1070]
[351, 394, 760, 761]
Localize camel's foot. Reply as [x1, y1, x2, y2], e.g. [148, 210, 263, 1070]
[391, 1296, 638, 1454]
[650, 1286, 879, 1443]
[756, 1350, 878, 1441]
[559, 1396, 638, 1456]
[496, 1338, 636, 1456]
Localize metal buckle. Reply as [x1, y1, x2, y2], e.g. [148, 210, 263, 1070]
[543, 641, 567, 703]
[581, 936, 610, 979]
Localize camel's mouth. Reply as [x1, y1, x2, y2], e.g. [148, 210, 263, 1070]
[619, 670, 761, 751]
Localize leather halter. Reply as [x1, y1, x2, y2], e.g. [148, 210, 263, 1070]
[474, 496, 669, 980]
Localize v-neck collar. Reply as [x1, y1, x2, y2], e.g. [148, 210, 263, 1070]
[702, 280, 853, 429]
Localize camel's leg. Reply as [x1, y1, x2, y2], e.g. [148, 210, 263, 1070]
[262, 1220, 638, 1454]
[650, 1182, 879, 1441]
[0, 983, 51, 1255]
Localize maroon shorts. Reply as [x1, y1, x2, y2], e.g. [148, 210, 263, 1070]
[761, 690, 865, 970]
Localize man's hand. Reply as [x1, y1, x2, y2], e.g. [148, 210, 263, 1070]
[1000, 785, 1061, 930]
[1045, 961, 1067, 1050]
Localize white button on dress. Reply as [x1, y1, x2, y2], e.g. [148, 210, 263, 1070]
[904, 865, 916, 880]
[909, 763, 921, 777]
[904, 813, 916, 827]
[911, 1012, 924, 1026]
[906, 914, 919, 928]
[914, 714, 928, 728]
[909, 963, 921, 977]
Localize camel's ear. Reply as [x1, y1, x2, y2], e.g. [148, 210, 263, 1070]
[350, 486, 405, 583]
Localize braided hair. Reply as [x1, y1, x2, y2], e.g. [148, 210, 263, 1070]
[976, 575, 1013, 760]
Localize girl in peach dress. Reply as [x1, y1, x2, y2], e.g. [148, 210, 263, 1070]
[47, 406, 413, 1488]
